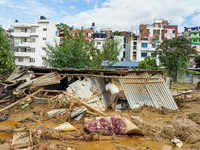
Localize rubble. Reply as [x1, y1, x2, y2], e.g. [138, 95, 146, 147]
[0, 66, 199, 149]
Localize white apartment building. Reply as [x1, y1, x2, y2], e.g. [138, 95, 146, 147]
[126, 39, 160, 66]
[12, 17, 59, 67]
[114, 36, 126, 61]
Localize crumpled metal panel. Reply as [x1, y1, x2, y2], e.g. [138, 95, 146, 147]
[119, 73, 178, 110]
[66, 77, 109, 111]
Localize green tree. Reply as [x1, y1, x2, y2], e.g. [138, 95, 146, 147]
[155, 36, 197, 78]
[42, 25, 119, 69]
[43, 25, 99, 68]
[194, 55, 200, 68]
[0, 27, 15, 77]
[138, 56, 158, 70]
[100, 36, 120, 68]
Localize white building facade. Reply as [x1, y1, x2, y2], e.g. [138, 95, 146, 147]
[12, 17, 59, 67]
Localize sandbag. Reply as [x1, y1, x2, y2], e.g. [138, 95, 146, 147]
[85, 115, 143, 136]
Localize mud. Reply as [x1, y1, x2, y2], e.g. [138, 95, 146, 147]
[0, 85, 199, 149]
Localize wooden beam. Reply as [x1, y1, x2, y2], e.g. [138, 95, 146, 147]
[123, 81, 164, 84]
[139, 75, 152, 93]
[83, 91, 105, 102]
[0, 88, 44, 113]
[34, 73, 159, 80]
[62, 91, 107, 116]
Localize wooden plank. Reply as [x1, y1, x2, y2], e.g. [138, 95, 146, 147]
[139, 75, 152, 93]
[34, 73, 159, 80]
[0, 88, 44, 113]
[83, 91, 105, 102]
[62, 91, 107, 117]
[123, 81, 164, 84]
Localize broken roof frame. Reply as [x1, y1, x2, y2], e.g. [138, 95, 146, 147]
[0, 66, 178, 113]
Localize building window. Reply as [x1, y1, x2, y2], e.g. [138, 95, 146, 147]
[140, 29, 143, 33]
[42, 47, 46, 50]
[133, 46, 137, 50]
[151, 53, 155, 57]
[153, 30, 160, 33]
[165, 30, 167, 33]
[30, 58, 35, 62]
[21, 48, 27, 52]
[31, 38, 35, 43]
[133, 42, 137, 45]
[186, 72, 190, 76]
[43, 37, 46, 40]
[21, 28, 27, 32]
[21, 38, 27, 43]
[31, 28, 36, 33]
[193, 39, 197, 42]
[141, 53, 147, 57]
[18, 58, 24, 62]
[123, 44, 126, 48]
[172, 30, 176, 34]
[152, 43, 156, 48]
[30, 48, 35, 52]
[43, 28, 47, 31]
[123, 51, 126, 58]
[141, 43, 148, 48]
[97, 42, 101, 45]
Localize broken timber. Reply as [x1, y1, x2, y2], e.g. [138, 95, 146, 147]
[62, 91, 107, 117]
[83, 91, 105, 102]
[34, 73, 159, 80]
[0, 88, 44, 113]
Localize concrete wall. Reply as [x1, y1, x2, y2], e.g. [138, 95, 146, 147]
[177, 71, 200, 83]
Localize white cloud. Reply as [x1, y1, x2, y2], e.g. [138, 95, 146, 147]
[59, 0, 200, 32]
[191, 14, 200, 25]
[69, 5, 75, 9]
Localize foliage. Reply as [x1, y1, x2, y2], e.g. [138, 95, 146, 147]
[43, 25, 119, 69]
[155, 36, 197, 77]
[194, 55, 200, 68]
[100, 36, 120, 68]
[138, 56, 158, 70]
[171, 83, 197, 89]
[0, 27, 15, 76]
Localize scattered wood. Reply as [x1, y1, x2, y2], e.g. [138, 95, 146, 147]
[34, 73, 159, 80]
[0, 88, 44, 113]
[11, 127, 32, 149]
[41, 131, 126, 141]
[62, 91, 107, 117]
[173, 90, 192, 98]
[83, 91, 105, 102]
[123, 81, 164, 84]
[139, 74, 152, 92]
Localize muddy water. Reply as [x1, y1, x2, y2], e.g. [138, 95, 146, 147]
[0, 119, 184, 150]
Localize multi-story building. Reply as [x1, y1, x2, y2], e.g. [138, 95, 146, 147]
[11, 16, 59, 67]
[125, 19, 178, 66]
[183, 26, 200, 54]
[69, 29, 92, 41]
[140, 19, 178, 41]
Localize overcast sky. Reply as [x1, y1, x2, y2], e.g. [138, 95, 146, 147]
[1, 0, 200, 33]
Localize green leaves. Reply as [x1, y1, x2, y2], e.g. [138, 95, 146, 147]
[0, 27, 16, 77]
[155, 36, 197, 77]
[43, 25, 119, 69]
[138, 56, 158, 70]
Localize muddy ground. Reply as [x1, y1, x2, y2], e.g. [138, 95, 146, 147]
[0, 84, 200, 150]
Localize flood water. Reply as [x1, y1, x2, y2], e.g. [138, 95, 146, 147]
[0, 117, 187, 150]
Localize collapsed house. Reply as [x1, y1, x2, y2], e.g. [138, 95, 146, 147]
[0, 66, 178, 117]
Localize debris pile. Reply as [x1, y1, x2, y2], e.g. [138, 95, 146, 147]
[0, 66, 188, 149]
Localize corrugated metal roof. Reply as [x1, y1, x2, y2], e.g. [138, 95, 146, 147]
[119, 72, 178, 110]
[102, 61, 139, 67]
[66, 77, 109, 111]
